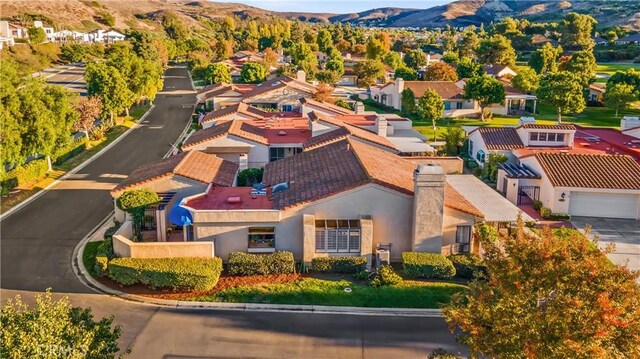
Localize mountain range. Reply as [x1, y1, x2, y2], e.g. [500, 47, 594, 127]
[1, 0, 638, 31]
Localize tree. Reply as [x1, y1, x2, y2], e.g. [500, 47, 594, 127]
[512, 67, 540, 94]
[537, 71, 586, 123]
[441, 52, 459, 64]
[130, 31, 159, 62]
[529, 42, 563, 74]
[443, 127, 465, 156]
[416, 89, 444, 140]
[423, 63, 458, 82]
[565, 50, 597, 86]
[61, 44, 86, 63]
[27, 27, 46, 44]
[366, 38, 386, 60]
[443, 222, 640, 358]
[1, 290, 124, 358]
[73, 96, 102, 146]
[604, 83, 636, 118]
[382, 51, 403, 70]
[458, 29, 479, 59]
[325, 48, 345, 77]
[476, 35, 516, 66]
[400, 88, 416, 115]
[162, 11, 188, 41]
[316, 70, 340, 85]
[204, 63, 231, 84]
[85, 62, 135, 125]
[561, 13, 598, 49]
[117, 189, 160, 240]
[394, 66, 418, 80]
[262, 47, 278, 69]
[463, 75, 505, 121]
[240, 62, 268, 84]
[0, 60, 24, 168]
[607, 69, 640, 99]
[455, 57, 483, 79]
[483, 152, 508, 181]
[313, 83, 335, 102]
[353, 59, 385, 88]
[404, 49, 427, 70]
[316, 29, 333, 53]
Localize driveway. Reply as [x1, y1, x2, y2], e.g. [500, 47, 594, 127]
[571, 217, 640, 272]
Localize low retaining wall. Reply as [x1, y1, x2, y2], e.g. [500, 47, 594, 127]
[112, 221, 214, 258]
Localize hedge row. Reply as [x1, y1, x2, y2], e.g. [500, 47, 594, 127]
[1, 159, 49, 192]
[227, 251, 295, 276]
[95, 238, 114, 276]
[54, 140, 86, 165]
[107, 257, 223, 291]
[448, 254, 486, 279]
[402, 252, 456, 279]
[311, 256, 367, 273]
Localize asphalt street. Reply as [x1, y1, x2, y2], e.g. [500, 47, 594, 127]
[42, 65, 87, 95]
[0, 66, 463, 357]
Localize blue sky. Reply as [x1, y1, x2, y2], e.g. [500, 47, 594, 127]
[209, 0, 450, 14]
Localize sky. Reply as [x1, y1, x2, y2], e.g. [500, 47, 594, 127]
[208, 0, 450, 14]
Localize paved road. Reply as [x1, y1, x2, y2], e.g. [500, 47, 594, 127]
[0, 66, 462, 357]
[41, 65, 87, 95]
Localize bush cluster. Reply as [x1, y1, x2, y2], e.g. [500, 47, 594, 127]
[311, 256, 367, 273]
[540, 207, 571, 221]
[227, 251, 295, 276]
[402, 252, 456, 279]
[53, 140, 86, 165]
[107, 257, 223, 291]
[533, 200, 543, 211]
[448, 254, 487, 279]
[371, 265, 403, 287]
[1, 159, 49, 193]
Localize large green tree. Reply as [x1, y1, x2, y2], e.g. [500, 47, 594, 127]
[512, 67, 540, 94]
[529, 42, 563, 75]
[117, 189, 160, 240]
[0, 60, 24, 168]
[353, 59, 385, 88]
[476, 35, 516, 66]
[443, 223, 640, 358]
[416, 89, 444, 140]
[564, 50, 597, 87]
[604, 83, 637, 118]
[1, 290, 124, 358]
[240, 62, 268, 84]
[607, 69, 640, 99]
[316, 29, 333, 53]
[537, 71, 586, 123]
[561, 13, 598, 49]
[85, 62, 135, 124]
[382, 51, 403, 70]
[394, 66, 418, 80]
[455, 57, 483, 79]
[27, 27, 46, 44]
[400, 88, 416, 115]
[204, 63, 231, 84]
[403, 49, 427, 70]
[463, 75, 505, 121]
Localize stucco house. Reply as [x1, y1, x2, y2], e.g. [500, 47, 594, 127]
[179, 138, 527, 264]
[588, 83, 606, 103]
[498, 152, 640, 219]
[621, 116, 640, 139]
[370, 78, 477, 117]
[110, 151, 238, 241]
[196, 83, 257, 111]
[240, 73, 317, 112]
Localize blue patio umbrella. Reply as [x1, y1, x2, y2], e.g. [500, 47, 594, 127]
[169, 200, 193, 226]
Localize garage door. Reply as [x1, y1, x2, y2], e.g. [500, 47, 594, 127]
[569, 192, 639, 219]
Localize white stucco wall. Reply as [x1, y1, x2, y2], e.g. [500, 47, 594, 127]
[188, 135, 269, 168]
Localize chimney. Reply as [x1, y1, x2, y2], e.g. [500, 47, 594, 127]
[621, 116, 640, 131]
[296, 70, 306, 83]
[354, 101, 365, 114]
[395, 77, 404, 94]
[411, 164, 445, 253]
[375, 116, 388, 137]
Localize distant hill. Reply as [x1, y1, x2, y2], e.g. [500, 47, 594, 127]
[1, 0, 638, 31]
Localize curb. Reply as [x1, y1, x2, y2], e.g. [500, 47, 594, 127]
[72, 225, 443, 318]
[0, 105, 155, 221]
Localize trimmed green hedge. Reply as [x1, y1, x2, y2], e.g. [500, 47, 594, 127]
[402, 252, 456, 279]
[312, 256, 367, 273]
[227, 251, 295, 276]
[107, 257, 223, 291]
[371, 265, 403, 287]
[1, 159, 49, 192]
[95, 238, 114, 276]
[448, 253, 486, 279]
[53, 140, 86, 165]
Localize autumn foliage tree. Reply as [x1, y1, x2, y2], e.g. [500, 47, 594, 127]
[443, 222, 640, 358]
[73, 96, 103, 147]
[423, 63, 458, 82]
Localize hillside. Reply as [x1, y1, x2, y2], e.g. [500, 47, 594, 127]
[1, 0, 638, 31]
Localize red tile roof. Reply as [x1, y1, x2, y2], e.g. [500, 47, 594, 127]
[263, 138, 482, 216]
[183, 120, 269, 148]
[299, 98, 354, 115]
[475, 127, 525, 150]
[240, 76, 317, 99]
[403, 81, 464, 100]
[306, 112, 397, 151]
[535, 152, 640, 189]
[111, 151, 238, 196]
[200, 103, 270, 125]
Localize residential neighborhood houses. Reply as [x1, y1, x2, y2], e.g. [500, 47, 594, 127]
[2, 3, 640, 357]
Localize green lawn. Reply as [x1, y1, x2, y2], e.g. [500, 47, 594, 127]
[595, 62, 639, 83]
[191, 277, 466, 308]
[83, 241, 101, 278]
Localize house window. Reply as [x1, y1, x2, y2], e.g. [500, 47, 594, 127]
[269, 148, 285, 162]
[248, 227, 275, 250]
[530, 132, 538, 141]
[468, 140, 473, 156]
[547, 133, 556, 142]
[556, 133, 565, 142]
[538, 133, 547, 141]
[444, 102, 451, 110]
[315, 220, 361, 253]
[476, 149, 485, 163]
[456, 102, 463, 109]
[455, 225, 471, 253]
[282, 104, 293, 112]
